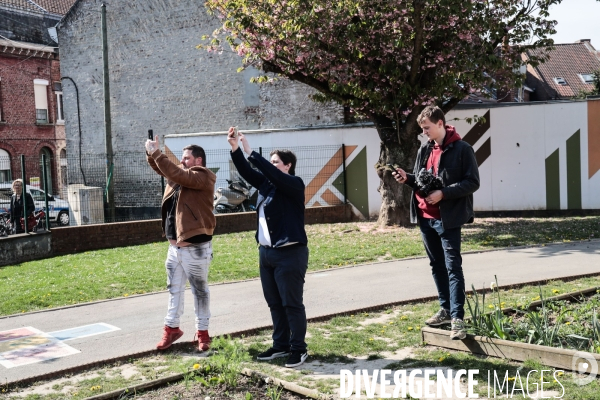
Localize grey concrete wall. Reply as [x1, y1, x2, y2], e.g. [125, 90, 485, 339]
[258, 78, 343, 128]
[56, 0, 343, 161]
[56, 0, 343, 208]
[0, 232, 51, 267]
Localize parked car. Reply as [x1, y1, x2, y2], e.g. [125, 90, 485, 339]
[0, 184, 70, 226]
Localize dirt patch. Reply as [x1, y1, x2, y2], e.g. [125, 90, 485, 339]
[129, 375, 305, 399]
[358, 310, 400, 326]
[355, 222, 413, 235]
[305, 347, 417, 378]
[8, 371, 103, 397]
[119, 364, 143, 380]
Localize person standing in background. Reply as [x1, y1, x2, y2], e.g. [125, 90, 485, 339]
[9, 179, 34, 234]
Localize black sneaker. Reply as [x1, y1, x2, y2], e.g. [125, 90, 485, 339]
[256, 347, 290, 361]
[284, 350, 308, 368]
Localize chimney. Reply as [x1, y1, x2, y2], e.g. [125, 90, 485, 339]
[577, 39, 591, 43]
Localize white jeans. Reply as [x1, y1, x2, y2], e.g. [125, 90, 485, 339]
[164, 242, 212, 331]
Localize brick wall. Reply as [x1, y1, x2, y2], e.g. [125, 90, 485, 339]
[258, 78, 344, 128]
[50, 205, 356, 256]
[0, 48, 66, 191]
[56, 0, 344, 159]
[0, 231, 51, 267]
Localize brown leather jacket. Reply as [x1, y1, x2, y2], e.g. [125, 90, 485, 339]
[147, 149, 216, 243]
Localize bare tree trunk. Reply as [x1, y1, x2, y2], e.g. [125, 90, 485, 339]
[372, 113, 421, 227]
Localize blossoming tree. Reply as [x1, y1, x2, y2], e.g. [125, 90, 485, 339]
[200, 0, 560, 225]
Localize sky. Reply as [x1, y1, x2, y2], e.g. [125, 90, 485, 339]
[547, 0, 600, 47]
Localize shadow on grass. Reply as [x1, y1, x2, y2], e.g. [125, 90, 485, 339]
[462, 216, 600, 251]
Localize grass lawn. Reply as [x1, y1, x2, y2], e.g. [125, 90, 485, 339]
[6, 277, 600, 399]
[0, 216, 599, 316]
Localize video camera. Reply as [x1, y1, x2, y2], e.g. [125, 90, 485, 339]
[415, 167, 444, 197]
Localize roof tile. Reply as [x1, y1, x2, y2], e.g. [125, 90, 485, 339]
[527, 42, 600, 99]
[0, 0, 76, 15]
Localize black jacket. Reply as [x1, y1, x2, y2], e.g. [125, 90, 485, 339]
[405, 139, 480, 229]
[231, 147, 307, 247]
[10, 192, 35, 223]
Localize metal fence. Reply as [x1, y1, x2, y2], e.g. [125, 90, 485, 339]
[0, 145, 347, 226]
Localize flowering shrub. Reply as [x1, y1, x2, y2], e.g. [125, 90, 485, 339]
[198, 0, 561, 224]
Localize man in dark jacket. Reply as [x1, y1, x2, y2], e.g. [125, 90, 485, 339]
[227, 127, 309, 368]
[393, 106, 480, 340]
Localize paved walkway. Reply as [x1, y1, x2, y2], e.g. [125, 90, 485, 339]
[1, 240, 599, 384]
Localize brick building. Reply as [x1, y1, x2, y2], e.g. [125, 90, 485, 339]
[0, 39, 64, 193]
[0, 0, 76, 196]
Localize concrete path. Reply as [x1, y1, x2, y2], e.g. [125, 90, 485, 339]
[1, 240, 599, 384]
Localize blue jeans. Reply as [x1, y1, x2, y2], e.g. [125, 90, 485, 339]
[419, 218, 465, 320]
[259, 244, 309, 352]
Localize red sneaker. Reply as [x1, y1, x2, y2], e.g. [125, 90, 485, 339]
[156, 326, 183, 350]
[195, 330, 211, 351]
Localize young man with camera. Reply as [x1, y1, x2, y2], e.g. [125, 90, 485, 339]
[146, 136, 216, 352]
[392, 106, 480, 340]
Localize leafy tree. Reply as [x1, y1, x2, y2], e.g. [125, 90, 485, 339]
[593, 70, 600, 94]
[577, 69, 600, 98]
[200, 0, 560, 225]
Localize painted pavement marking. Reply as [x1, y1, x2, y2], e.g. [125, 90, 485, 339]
[48, 322, 120, 341]
[0, 323, 120, 369]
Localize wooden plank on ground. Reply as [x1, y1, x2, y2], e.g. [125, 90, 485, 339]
[421, 326, 600, 373]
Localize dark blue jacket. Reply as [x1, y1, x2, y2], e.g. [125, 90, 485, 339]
[230, 147, 307, 247]
[405, 139, 480, 229]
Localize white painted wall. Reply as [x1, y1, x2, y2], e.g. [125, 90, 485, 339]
[165, 100, 599, 217]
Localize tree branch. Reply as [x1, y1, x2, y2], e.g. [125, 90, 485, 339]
[262, 61, 361, 105]
[440, 97, 462, 115]
[409, 0, 424, 86]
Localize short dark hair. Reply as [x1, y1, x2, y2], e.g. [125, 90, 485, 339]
[270, 149, 297, 176]
[182, 145, 206, 167]
[417, 106, 446, 126]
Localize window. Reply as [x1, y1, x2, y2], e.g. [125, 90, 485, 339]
[53, 82, 64, 123]
[579, 73, 595, 84]
[553, 77, 568, 86]
[0, 77, 3, 121]
[30, 188, 45, 202]
[0, 149, 10, 184]
[60, 149, 67, 198]
[55, 92, 64, 123]
[34, 79, 49, 123]
[40, 147, 53, 194]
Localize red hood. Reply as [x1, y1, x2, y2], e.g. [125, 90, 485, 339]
[442, 125, 461, 149]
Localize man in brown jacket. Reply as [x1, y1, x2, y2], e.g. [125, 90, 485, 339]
[146, 136, 216, 351]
